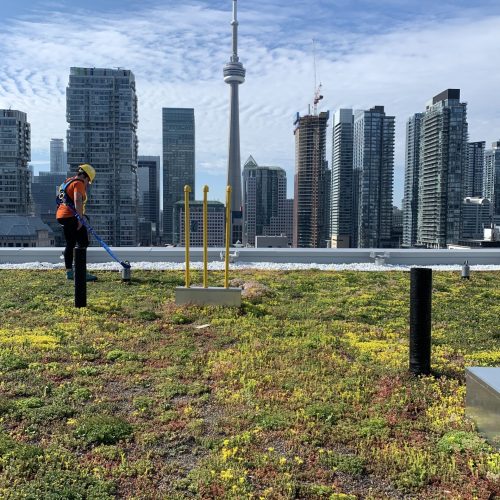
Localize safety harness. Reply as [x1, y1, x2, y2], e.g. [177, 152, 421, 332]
[56, 177, 131, 270]
[56, 177, 86, 211]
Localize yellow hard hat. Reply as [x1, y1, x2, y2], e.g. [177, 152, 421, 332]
[79, 164, 96, 183]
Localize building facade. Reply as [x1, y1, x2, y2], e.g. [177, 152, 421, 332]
[465, 141, 485, 198]
[417, 89, 468, 248]
[31, 172, 66, 246]
[461, 197, 491, 240]
[0, 110, 31, 215]
[402, 113, 422, 248]
[173, 201, 225, 247]
[293, 111, 330, 248]
[66, 67, 139, 246]
[330, 109, 354, 248]
[242, 156, 291, 246]
[353, 106, 395, 248]
[138, 156, 160, 244]
[162, 108, 195, 244]
[50, 138, 67, 174]
[483, 140, 500, 216]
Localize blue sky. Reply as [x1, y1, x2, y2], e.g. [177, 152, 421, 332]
[2, 0, 500, 205]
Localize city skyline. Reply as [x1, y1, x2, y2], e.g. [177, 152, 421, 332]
[2, 1, 500, 205]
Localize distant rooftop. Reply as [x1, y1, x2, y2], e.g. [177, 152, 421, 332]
[0, 215, 53, 237]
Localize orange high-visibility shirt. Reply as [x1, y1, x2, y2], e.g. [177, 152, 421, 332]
[56, 178, 87, 219]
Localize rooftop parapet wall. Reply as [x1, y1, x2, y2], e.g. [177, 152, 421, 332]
[0, 248, 499, 266]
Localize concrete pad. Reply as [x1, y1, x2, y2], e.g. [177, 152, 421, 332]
[466, 367, 500, 447]
[175, 286, 241, 306]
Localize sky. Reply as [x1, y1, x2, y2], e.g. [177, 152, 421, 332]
[2, 0, 500, 206]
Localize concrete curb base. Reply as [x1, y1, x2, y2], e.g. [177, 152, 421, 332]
[175, 286, 242, 306]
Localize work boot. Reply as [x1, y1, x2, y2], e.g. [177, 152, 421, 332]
[86, 273, 98, 282]
[66, 269, 74, 280]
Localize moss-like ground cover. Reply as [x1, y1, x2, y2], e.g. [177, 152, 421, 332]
[0, 270, 499, 499]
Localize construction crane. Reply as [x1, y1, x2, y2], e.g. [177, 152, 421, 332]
[312, 39, 323, 115]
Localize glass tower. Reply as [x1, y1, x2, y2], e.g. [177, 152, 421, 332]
[138, 156, 160, 243]
[353, 106, 395, 248]
[402, 113, 422, 248]
[50, 138, 67, 174]
[242, 156, 290, 246]
[465, 141, 486, 198]
[162, 108, 195, 244]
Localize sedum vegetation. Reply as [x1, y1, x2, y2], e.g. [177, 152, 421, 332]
[0, 269, 499, 499]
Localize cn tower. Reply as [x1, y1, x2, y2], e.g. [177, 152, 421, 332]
[223, 0, 246, 244]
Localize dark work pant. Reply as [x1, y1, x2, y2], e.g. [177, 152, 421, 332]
[57, 217, 89, 270]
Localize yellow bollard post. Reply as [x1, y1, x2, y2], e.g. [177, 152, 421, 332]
[184, 185, 191, 288]
[224, 185, 232, 289]
[203, 185, 209, 288]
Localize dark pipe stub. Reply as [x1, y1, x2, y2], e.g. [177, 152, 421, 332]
[409, 267, 432, 376]
[74, 247, 87, 308]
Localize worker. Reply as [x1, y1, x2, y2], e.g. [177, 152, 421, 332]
[56, 164, 97, 281]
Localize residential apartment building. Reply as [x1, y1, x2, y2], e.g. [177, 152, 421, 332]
[353, 106, 395, 248]
[417, 89, 468, 248]
[465, 141, 485, 198]
[66, 67, 139, 246]
[0, 110, 31, 215]
[162, 108, 195, 244]
[484, 140, 500, 216]
[293, 111, 330, 248]
[402, 113, 422, 247]
[330, 109, 354, 248]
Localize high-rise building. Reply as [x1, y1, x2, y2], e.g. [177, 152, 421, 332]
[66, 67, 139, 246]
[402, 113, 422, 248]
[461, 197, 491, 240]
[282, 199, 294, 247]
[50, 138, 67, 174]
[223, 0, 246, 244]
[390, 205, 403, 248]
[173, 201, 225, 247]
[330, 109, 354, 248]
[0, 110, 31, 215]
[417, 89, 468, 248]
[32, 171, 66, 246]
[242, 156, 291, 246]
[465, 141, 485, 198]
[353, 106, 395, 248]
[138, 156, 160, 244]
[484, 140, 500, 216]
[293, 111, 330, 248]
[162, 108, 195, 244]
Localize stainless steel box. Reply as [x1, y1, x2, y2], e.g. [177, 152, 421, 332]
[466, 367, 500, 447]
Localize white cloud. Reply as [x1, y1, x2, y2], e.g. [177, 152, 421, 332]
[1, 2, 500, 203]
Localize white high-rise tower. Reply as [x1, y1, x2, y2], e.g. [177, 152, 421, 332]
[223, 0, 246, 244]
